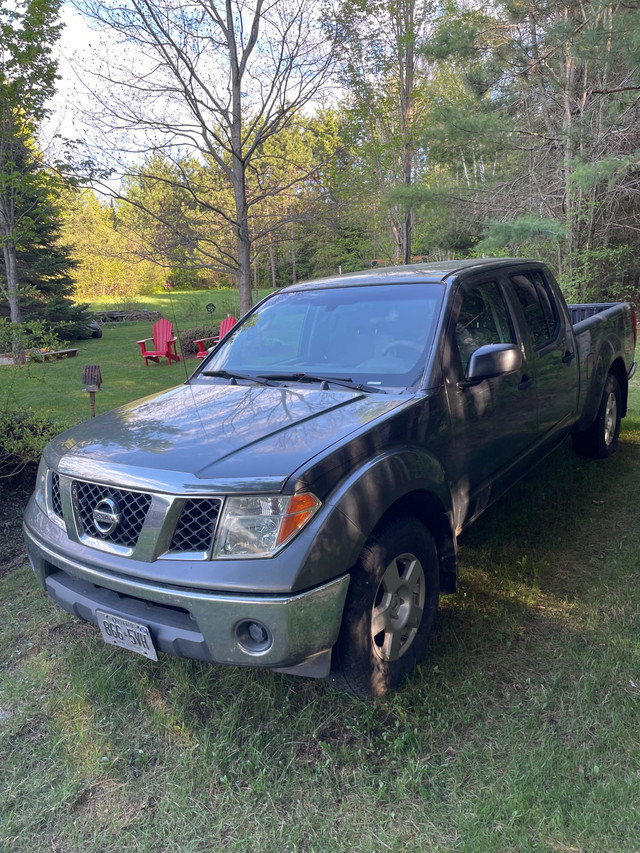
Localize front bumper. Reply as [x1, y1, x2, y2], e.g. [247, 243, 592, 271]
[24, 522, 350, 676]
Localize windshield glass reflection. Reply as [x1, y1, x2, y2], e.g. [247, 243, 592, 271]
[199, 283, 444, 390]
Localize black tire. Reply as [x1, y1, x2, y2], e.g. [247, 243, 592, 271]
[572, 373, 622, 459]
[329, 514, 440, 698]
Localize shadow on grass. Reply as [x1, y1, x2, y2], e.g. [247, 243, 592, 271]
[409, 429, 640, 702]
[37, 430, 640, 719]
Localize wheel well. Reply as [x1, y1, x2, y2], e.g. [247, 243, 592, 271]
[381, 491, 457, 594]
[609, 357, 628, 417]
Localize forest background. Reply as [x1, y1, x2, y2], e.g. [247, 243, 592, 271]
[2, 0, 640, 364]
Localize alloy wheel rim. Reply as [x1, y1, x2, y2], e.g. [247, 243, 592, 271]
[371, 552, 426, 662]
[604, 391, 617, 446]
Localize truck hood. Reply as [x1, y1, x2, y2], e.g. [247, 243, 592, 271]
[49, 382, 410, 493]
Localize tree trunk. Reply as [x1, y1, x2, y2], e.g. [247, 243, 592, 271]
[290, 224, 297, 283]
[1, 234, 25, 364]
[231, 165, 252, 315]
[268, 234, 277, 288]
[254, 254, 259, 303]
[235, 225, 253, 317]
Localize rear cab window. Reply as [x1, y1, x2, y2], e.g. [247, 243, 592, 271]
[510, 270, 560, 349]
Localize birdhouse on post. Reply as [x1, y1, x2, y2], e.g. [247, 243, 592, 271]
[82, 365, 102, 418]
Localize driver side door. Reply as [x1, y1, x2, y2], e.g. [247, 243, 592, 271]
[443, 277, 538, 530]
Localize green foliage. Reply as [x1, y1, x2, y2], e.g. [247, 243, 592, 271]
[177, 326, 218, 358]
[0, 0, 77, 361]
[0, 408, 59, 483]
[0, 142, 87, 338]
[422, 15, 478, 60]
[166, 267, 210, 290]
[477, 216, 568, 254]
[60, 189, 165, 300]
[309, 222, 372, 277]
[0, 318, 67, 354]
[569, 152, 640, 192]
[557, 245, 636, 304]
[29, 0, 640, 308]
[0, 0, 62, 122]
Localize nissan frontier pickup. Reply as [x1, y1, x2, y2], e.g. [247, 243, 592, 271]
[24, 259, 637, 696]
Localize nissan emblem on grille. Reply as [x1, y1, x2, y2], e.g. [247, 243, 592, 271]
[92, 497, 121, 536]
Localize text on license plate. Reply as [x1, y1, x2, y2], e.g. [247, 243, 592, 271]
[96, 610, 158, 661]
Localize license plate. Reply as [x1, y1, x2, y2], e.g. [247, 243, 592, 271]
[96, 610, 158, 661]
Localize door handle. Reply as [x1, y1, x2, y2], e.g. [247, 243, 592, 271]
[518, 375, 534, 391]
[562, 350, 575, 364]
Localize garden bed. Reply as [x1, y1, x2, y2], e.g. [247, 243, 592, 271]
[29, 348, 79, 362]
[0, 348, 79, 365]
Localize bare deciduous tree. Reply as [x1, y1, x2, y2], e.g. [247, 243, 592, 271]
[75, 0, 334, 314]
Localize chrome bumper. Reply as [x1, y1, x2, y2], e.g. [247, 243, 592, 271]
[24, 523, 349, 675]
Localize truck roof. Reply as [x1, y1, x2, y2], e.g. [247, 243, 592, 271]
[282, 258, 540, 292]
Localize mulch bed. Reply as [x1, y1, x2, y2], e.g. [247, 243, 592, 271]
[0, 483, 31, 579]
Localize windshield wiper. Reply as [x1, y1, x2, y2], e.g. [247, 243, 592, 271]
[260, 373, 385, 393]
[200, 369, 278, 386]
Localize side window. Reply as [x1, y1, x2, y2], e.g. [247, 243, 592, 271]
[455, 281, 514, 373]
[511, 271, 559, 348]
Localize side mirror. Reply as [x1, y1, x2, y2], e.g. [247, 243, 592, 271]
[465, 343, 522, 382]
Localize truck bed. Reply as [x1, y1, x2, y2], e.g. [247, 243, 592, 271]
[569, 302, 628, 324]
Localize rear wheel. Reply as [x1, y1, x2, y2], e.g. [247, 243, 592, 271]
[572, 373, 622, 459]
[330, 515, 439, 698]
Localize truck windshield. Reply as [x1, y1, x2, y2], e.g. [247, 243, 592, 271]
[200, 282, 444, 390]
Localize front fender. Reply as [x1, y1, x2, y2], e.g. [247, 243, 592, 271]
[290, 446, 454, 592]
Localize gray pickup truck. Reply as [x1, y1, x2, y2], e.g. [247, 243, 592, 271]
[23, 259, 636, 696]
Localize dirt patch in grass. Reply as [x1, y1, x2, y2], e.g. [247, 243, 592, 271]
[0, 483, 30, 578]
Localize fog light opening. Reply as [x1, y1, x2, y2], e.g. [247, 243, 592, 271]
[235, 620, 273, 654]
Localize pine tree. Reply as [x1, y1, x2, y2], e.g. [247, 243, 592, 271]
[0, 136, 85, 339]
[0, 0, 64, 361]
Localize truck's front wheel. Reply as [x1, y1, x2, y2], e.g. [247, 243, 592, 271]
[573, 373, 622, 459]
[330, 515, 439, 698]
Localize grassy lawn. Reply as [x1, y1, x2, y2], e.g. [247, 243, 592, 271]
[1, 295, 639, 850]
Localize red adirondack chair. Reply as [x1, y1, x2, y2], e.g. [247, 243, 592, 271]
[193, 315, 237, 359]
[137, 318, 181, 365]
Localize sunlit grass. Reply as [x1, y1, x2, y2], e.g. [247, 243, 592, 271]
[1, 370, 639, 849]
[0, 289, 274, 426]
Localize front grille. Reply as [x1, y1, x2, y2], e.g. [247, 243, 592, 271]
[51, 472, 63, 518]
[169, 498, 222, 553]
[72, 480, 152, 549]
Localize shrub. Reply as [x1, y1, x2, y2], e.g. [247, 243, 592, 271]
[0, 319, 68, 357]
[0, 410, 61, 486]
[178, 326, 218, 358]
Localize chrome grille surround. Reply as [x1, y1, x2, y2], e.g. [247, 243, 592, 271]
[72, 480, 152, 549]
[50, 471, 225, 560]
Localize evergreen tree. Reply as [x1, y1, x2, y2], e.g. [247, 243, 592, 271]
[0, 136, 86, 339]
[0, 0, 65, 361]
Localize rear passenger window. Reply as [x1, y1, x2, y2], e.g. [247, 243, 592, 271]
[511, 271, 559, 348]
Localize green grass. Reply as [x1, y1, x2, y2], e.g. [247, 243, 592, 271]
[0, 289, 274, 426]
[85, 286, 248, 321]
[1, 300, 639, 850]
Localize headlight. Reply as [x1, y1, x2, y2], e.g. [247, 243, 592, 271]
[34, 458, 48, 513]
[214, 493, 320, 558]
